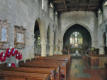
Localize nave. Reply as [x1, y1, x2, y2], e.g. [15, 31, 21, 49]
[0, 54, 107, 80]
[0, 55, 71, 80]
[0, 0, 107, 80]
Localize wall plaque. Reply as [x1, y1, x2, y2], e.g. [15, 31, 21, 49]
[14, 26, 26, 49]
[0, 20, 9, 49]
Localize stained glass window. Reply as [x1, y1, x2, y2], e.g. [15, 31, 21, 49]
[70, 32, 83, 48]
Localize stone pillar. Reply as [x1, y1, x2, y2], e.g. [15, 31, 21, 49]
[97, 3, 107, 55]
[49, 28, 54, 56]
[54, 29, 59, 55]
[98, 27, 104, 55]
[49, 44, 54, 56]
[103, 4, 107, 21]
[99, 46, 104, 55]
[49, 7, 54, 20]
[59, 40, 63, 55]
[41, 40, 47, 56]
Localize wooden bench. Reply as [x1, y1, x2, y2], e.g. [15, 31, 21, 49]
[0, 55, 71, 80]
[83, 55, 107, 68]
[19, 62, 60, 80]
[1, 67, 55, 80]
[36, 55, 71, 68]
[20, 55, 71, 80]
[35, 55, 71, 72]
[28, 59, 68, 80]
[0, 70, 50, 80]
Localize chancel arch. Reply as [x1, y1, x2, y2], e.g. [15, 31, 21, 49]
[63, 24, 92, 54]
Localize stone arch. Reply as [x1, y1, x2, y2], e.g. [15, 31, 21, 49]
[62, 23, 93, 48]
[34, 18, 47, 56]
[98, 21, 107, 54]
[34, 19, 41, 56]
[62, 22, 92, 39]
[62, 24, 92, 54]
[36, 18, 46, 40]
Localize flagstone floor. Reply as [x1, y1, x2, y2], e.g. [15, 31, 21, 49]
[68, 57, 106, 80]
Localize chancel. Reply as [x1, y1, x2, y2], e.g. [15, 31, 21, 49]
[0, 0, 107, 80]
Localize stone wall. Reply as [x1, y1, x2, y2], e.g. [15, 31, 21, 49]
[0, 0, 58, 64]
[60, 11, 98, 53]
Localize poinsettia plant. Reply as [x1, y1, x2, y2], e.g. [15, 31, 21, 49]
[0, 48, 22, 67]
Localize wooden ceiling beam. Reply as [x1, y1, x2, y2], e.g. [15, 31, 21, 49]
[53, 0, 104, 12]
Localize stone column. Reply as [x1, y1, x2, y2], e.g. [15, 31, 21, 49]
[98, 27, 104, 55]
[49, 28, 54, 56]
[97, 3, 107, 55]
[99, 46, 104, 55]
[103, 4, 107, 21]
[54, 30, 59, 55]
[49, 7, 54, 20]
[98, 34, 104, 55]
[49, 44, 54, 56]
[41, 40, 47, 56]
[59, 40, 63, 55]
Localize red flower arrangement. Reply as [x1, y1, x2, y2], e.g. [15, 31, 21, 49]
[11, 63, 16, 67]
[0, 48, 23, 67]
[0, 52, 6, 62]
[5, 48, 11, 57]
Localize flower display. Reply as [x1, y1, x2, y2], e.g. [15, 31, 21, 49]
[0, 48, 23, 67]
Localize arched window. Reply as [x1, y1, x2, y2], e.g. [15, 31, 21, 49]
[70, 32, 83, 48]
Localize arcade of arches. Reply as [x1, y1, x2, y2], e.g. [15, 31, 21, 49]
[0, 0, 107, 80]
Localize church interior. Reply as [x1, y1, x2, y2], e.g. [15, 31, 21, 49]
[0, 0, 107, 80]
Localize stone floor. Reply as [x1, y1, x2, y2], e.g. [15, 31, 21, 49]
[68, 57, 106, 80]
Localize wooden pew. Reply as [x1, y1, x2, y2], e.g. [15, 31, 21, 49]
[19, 62, 60, 80]
[26, 60, 68, 80]
[19, 55, 71, 80]
[1, 67, 56, 80]
[0, 70, 50, 80]
[35, 55, 71, 74]
[0, 55, 71, 80]
[36, 55, 71, 69]
[20, 57, 70, 80]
